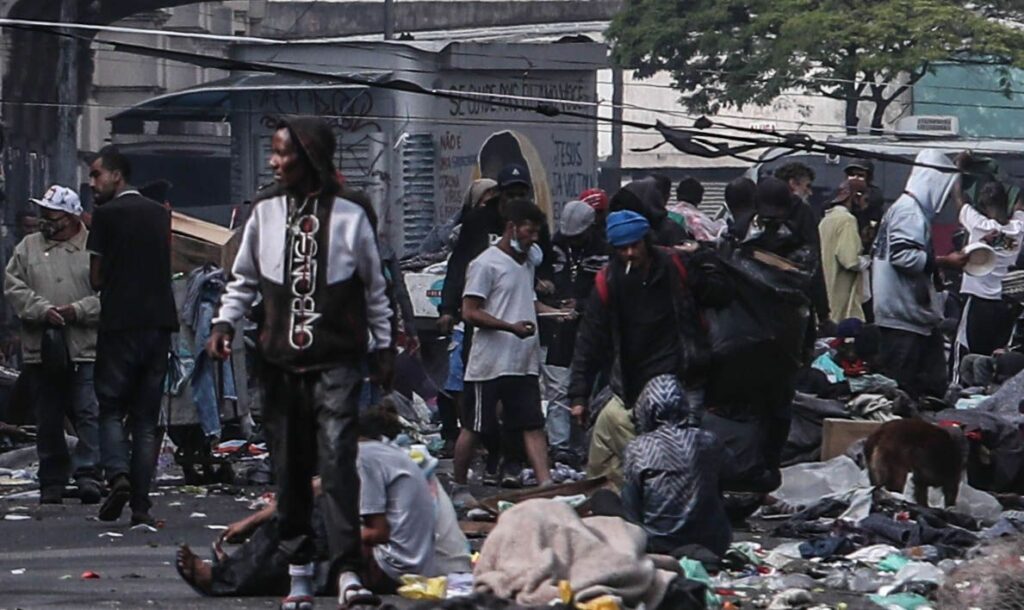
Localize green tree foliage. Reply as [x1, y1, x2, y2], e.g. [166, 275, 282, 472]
[608, 0, 1024, 134]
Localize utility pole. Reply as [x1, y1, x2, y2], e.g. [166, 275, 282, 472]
[609, 67, 623, 191]
[383, 0, 395, 40]
[54, 0, 79, 188]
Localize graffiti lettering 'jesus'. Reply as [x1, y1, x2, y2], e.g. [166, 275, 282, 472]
[289, 214, 322, 350]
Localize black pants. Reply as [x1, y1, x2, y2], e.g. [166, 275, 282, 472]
[95, 329, 170, 513]
[877, 327, 947, 399]
[210, 498, 397, 597]
[436, 392, 460, 441]
[707, 341, 795, 485]
[262, 363, 363, 573]
[962, 296, 1017, 355]
[30, 363, 100, 489]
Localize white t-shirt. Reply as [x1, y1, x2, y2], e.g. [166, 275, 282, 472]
[960, 206, 1024, 299]
[462, 245, 540, 381]
[358, 441, 436, 581]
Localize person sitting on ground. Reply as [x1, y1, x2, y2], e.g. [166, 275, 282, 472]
[591, 374, 732, 557]
[175, 406, 462, 599]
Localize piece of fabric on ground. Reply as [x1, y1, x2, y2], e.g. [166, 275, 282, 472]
[473, 498, 674, 608]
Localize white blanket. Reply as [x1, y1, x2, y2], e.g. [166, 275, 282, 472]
[473, 499, 673, 608]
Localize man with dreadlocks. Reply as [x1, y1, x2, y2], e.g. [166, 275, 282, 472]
[207, 117, 393, 610]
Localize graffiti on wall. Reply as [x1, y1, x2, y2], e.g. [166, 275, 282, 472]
[253, 88, 388, 189]
[436, 130, 478, 221]
[434, 74, 597, 223]
[256, 88, 382, 134]
[446, 80, 593, 117]
[549, 134, 595, 214]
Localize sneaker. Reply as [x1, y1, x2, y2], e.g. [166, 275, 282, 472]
[77, 478, 102, 505]
[482, 469, 500, 487]
[450, 484, 476, 509]
[98, 475, 131, 522]
[40, 486, 63, 505]
[499, 470, 524, 491]
[501, 464, 524, 489]
[130, 511, 157, 527]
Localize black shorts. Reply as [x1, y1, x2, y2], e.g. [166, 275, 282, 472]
[461, 375, 544, 434]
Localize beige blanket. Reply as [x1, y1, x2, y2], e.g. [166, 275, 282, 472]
[473, 499, 673, 608]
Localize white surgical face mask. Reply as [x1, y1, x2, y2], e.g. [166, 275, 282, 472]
[528, 243, 543, 267]
[510, 237, 543, 266]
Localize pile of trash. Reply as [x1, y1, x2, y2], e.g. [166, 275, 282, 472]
[663, 456, 1022, 609]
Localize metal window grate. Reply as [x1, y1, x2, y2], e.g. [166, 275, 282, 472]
[401, 134, 436, 254]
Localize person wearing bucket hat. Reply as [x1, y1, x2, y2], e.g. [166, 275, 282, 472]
[540, 201, 608, 466]
[951, 180, 1024, 382]
[207, 117, 394, 609]
[5, 185, 101, 506]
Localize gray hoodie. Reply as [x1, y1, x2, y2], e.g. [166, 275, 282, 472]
[871, 149, 958, 336]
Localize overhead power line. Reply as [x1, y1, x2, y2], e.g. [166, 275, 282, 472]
[0, 20, 972, 172]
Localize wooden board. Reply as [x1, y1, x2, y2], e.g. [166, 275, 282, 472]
[821, 418, 885, 461]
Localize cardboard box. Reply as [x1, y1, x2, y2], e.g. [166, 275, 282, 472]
[821, 418, 884, 461]
[170, 211, 242, 273]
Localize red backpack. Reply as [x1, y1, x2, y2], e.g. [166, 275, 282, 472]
[594, 249, 689, 305]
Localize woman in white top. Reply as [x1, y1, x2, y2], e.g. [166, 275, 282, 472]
[954, 181, 1024, 380]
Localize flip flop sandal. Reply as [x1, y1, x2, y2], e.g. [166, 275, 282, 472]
[339, 584, 380, 609]
[281, 594, 315, 610]
[210, 541, 225, 565]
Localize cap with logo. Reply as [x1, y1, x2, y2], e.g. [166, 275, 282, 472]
[497, 163, 531, 189]
[579, 188, 609, 212]
[30, 185, 83, 217]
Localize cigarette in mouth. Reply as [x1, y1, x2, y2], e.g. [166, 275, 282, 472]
[626, 261, 632, 275]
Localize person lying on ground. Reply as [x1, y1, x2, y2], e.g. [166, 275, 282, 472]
[175, 406, 467, 599]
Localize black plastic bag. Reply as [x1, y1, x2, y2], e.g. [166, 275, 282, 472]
[706, 243, 810, 362]
[40, 327, 70, 375]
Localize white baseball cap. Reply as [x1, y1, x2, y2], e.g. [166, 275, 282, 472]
[31, 185, 83, 216]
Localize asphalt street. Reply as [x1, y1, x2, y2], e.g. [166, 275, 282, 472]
[0, 484, 418, 609]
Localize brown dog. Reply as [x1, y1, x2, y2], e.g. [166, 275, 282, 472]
[864, 419, 964, 508]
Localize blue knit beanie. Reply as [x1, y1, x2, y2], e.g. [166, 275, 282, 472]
[606, 210, 650, 247]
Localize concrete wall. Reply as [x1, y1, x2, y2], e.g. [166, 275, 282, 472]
[257, 0, 620, 37]
[614, 70, 915, 174]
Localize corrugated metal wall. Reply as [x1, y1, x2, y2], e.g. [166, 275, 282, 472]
[400, 133, 436, 254]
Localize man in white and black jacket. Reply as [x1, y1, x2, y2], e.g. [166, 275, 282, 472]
[207, 116, 393, 610]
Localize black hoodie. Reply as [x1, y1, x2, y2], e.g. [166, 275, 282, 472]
[611, 178, 689, 246]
